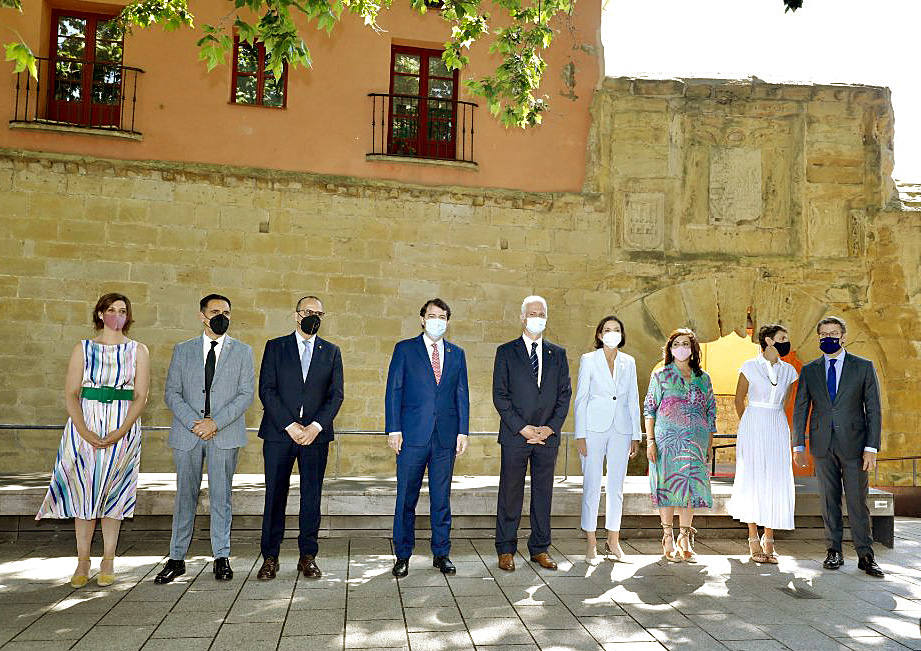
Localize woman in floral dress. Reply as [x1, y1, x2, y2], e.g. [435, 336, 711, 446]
[644, 328, 716, 562]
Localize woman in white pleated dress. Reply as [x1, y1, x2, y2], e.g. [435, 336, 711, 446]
[727, 324, 798, 563]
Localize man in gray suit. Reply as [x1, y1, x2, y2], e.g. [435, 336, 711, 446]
[792, 316, 883, 577]
[155, 294, 255, 583]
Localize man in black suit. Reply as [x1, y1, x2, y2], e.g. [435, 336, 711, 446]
[256, 295, 344, 580]
[493, 295, 572, 571]
[792, 315, 884, 577]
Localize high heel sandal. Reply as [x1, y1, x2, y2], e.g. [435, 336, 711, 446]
[748, 536, 769, 563]
[96, 556, 116, 587]
[71, 557, 90, 588]
[601, 541, 625, 562]
[677, 526, 698, 562]
[660, 523, 682, 563]
[760, 535, 779, 564]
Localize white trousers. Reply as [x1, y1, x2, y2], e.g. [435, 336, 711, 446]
[580, 426, 632, 532]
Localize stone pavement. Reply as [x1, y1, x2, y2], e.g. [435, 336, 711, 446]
[1, 520, 920, 651]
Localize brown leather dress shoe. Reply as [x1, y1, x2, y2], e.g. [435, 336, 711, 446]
[297, 554, 322, 578]
[257, 556, 278, 581]
[498, 553, 515, 572]
[530, 552, 558, 570]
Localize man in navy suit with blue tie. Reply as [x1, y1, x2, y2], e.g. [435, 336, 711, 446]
[256, 295, 344, 580]
[386, 298, 470, 577]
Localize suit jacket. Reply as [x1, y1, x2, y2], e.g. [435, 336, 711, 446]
[165, 335, 255, 451]
[492, 337, 572, 448]
[385, 334, 470, 449]
[257, 333, 344, 444]
[573, 349, 642, 441]
[792, 351, 882, 459]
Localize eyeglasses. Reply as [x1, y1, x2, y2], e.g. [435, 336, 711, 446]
[297, 309, 325, 318]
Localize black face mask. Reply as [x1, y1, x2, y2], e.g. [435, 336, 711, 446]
[209, 314, 230, 336]
[773, 341, 791, 357]
[300, 314, 321, 336]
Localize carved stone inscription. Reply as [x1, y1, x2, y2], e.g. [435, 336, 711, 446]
[708, 147, 762, 225]
[623, 192, 665, 250]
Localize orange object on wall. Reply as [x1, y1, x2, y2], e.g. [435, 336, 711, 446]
[783, 350, 815, 477]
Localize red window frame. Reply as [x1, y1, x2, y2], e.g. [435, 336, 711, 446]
[230, 37, 288, 108]
[47, 9, 124, 128]
[387, 45, 459, 160]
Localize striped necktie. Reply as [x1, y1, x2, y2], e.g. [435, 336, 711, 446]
[529, 341, 539, 381]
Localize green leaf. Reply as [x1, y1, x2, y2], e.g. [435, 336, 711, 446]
[4, 41, 36, 78]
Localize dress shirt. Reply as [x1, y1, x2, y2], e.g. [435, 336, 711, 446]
[202, 332, 226, 365]
[290, 329, 322, 433]
[423, 333, 444, 378]
[522, 334, 543, 388]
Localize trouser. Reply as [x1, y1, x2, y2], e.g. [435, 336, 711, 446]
[579, 428, 632, 532]
[392, 439, 457, 559]
[260, 438, 330, 558]
[495, 442, 558, 556]
[814, 441, 873, 557]
[169, 437, 239, 560]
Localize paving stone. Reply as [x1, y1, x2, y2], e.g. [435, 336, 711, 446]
[401, 585, 456, 607]
[211, 622, 282, 651]
[172, 589, 235, 612]
[344, 619, 408, 648]
[755, 623, 845, 650]
[2, 642, 80, 651]
[514, 605, 582, 629]
[407, 630, 475, 650]
[447, 576, 504, 597]
[404, 606, 465, 632]
[150, 612, 225, 639]
[455, 594, 516, 619]
[621, 603, 695, 628]
[141, 638, 213, 651]
[98, 600, 172, 626]
[237, 578, 295, 600]
[277, 634, 344, 651]
[346, 592, 404, 620]
[558, 594, 626, 617]
[647, 626, 726, 649]
[533, 627, 605, 650]
[290, 589, 346, 610]
[501, 583, 562, 606]
[467, 617, 533, 646]
[225, 598, 291, 623]
[579, 616, 657, 643]
[71, 625, 155, 651]
[836, 636, 916, 650]
[685, 614, 770, 641]
[724, 642, 804, 651]
[15, 613, 103, 641]
[282, 609, 345, 636]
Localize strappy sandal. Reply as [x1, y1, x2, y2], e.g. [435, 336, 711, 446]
[661, 523, 682, 563]
[601, 541, 625, 562]
[760, 534, 779, 564]
[71, 557, 90, 588]
[96, 556, 116, 586]
[677, 526, 698, 562]
[748, 536, 770, 563]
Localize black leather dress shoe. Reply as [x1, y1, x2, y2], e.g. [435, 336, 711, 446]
[433, 556, 456, 575]
[154, 559, 185, 584]
[392, 558, 409, 578]
[823, 549, 844, 570]
[213, 557, 233, 581]
[858, 554, 885, 577]
[297, 555, 322, 578]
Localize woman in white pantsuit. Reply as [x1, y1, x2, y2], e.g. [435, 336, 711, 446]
[574, 316, 641, 563]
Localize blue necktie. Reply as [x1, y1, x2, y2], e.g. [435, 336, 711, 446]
[301, 339, 313, 381]
[529, 342, 539, 381]
[827, 358, 837, 402]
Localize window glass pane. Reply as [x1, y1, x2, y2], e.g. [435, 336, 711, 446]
[393, 53, 420, 75]
[264, 75, 285, 107]
[429, 78, 453, 99]
[92, 82, 121, 104]
[58, 16, 86, 38]
[235, 75, 257, 104]
[390, 139, 418, 156]
[428, 99, 453, 121]
[393, 95, 419, 115]
[54, 80, 82, 102]
[57, 36, 85, 60]
[428, 118, 453, 142]
[393, 75, 420, 96]
[237, 42, 258, 73]
[55, 60, 83, 81]
[95, 39, 123, 63]
[96, 19, 121, 41]
[391, 116, 419, 139]
[428, 56, 450, 78]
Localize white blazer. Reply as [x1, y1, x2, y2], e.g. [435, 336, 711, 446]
[573, 348, 642, 440]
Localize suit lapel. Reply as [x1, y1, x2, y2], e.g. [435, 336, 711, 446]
[304, 337, 326, 386]
[191, 338, 205, 391]
[594, 348, 617, 393]
[285, 333, 302, 380]
[440, 340, 453, 388]
[812, 357, 833, 405]
[213, 337, 233, 384]
[414, 335, 437, 387]
[832, 352, 851, 405]
[540, 342, 553, 392]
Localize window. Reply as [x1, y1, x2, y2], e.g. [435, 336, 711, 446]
[47, 11, 124, 128]
[388, 45, 459, 160]
[231, 38, 287, 108]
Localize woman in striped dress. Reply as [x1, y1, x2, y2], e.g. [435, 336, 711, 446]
[37, 293, 149, 587]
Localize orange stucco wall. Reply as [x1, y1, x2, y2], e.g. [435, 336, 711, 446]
[2, 0, 602, 192]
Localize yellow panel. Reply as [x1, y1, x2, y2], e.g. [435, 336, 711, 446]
[700, 332, 761, 395]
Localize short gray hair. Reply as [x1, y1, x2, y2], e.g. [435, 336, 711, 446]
[520, 295, 548, 317]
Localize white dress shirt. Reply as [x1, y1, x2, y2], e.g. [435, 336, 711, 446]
[202, 332, 226, 365]
[522, 334, 543, 387]
[290, 329, 322, 433]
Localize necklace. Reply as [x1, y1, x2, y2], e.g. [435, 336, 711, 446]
[762, 356, 778, 386]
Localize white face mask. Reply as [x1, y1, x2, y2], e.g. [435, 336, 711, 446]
[424, 318, 447, 339]
[525, 317, 547, 336]
[602, 331, 621, 348]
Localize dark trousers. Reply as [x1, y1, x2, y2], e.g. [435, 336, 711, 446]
[260, 438, 329, 558]
[393, 440, 456, 559]
[495, 442, 558, 556]
[814, 438, 873, 557]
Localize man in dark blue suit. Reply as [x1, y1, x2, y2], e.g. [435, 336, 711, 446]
[256, 296, 344, 580]
[493, 295, 572, 572]
[386, 298, 470, 577]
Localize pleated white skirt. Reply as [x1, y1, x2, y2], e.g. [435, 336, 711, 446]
[727, 404, 796, 530]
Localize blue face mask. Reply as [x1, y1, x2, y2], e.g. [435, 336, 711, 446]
[819, 337, 841, 354]
[425, 318, 447, 339]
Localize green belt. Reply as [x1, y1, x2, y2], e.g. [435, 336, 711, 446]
[81, 386, 134, 403]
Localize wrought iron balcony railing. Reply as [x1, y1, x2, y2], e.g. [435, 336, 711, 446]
[368, 92, 477, 165]
[10, 56, 144, 135]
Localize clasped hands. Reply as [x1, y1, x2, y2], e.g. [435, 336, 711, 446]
[192, 418, 218, 440]
[520, 425, 553, 445]
[79, 428, 125, 449]
[286, 422, 321, 446]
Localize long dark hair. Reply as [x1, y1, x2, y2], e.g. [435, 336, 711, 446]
[663, 328, 702, 377]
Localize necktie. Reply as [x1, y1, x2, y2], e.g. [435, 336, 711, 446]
[529, 341, 539, 382]
[204, 340, 217, 417]
[431, 343, 441, 384]
[827, 358, 837, 402]
[301, 339, 313, 381]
